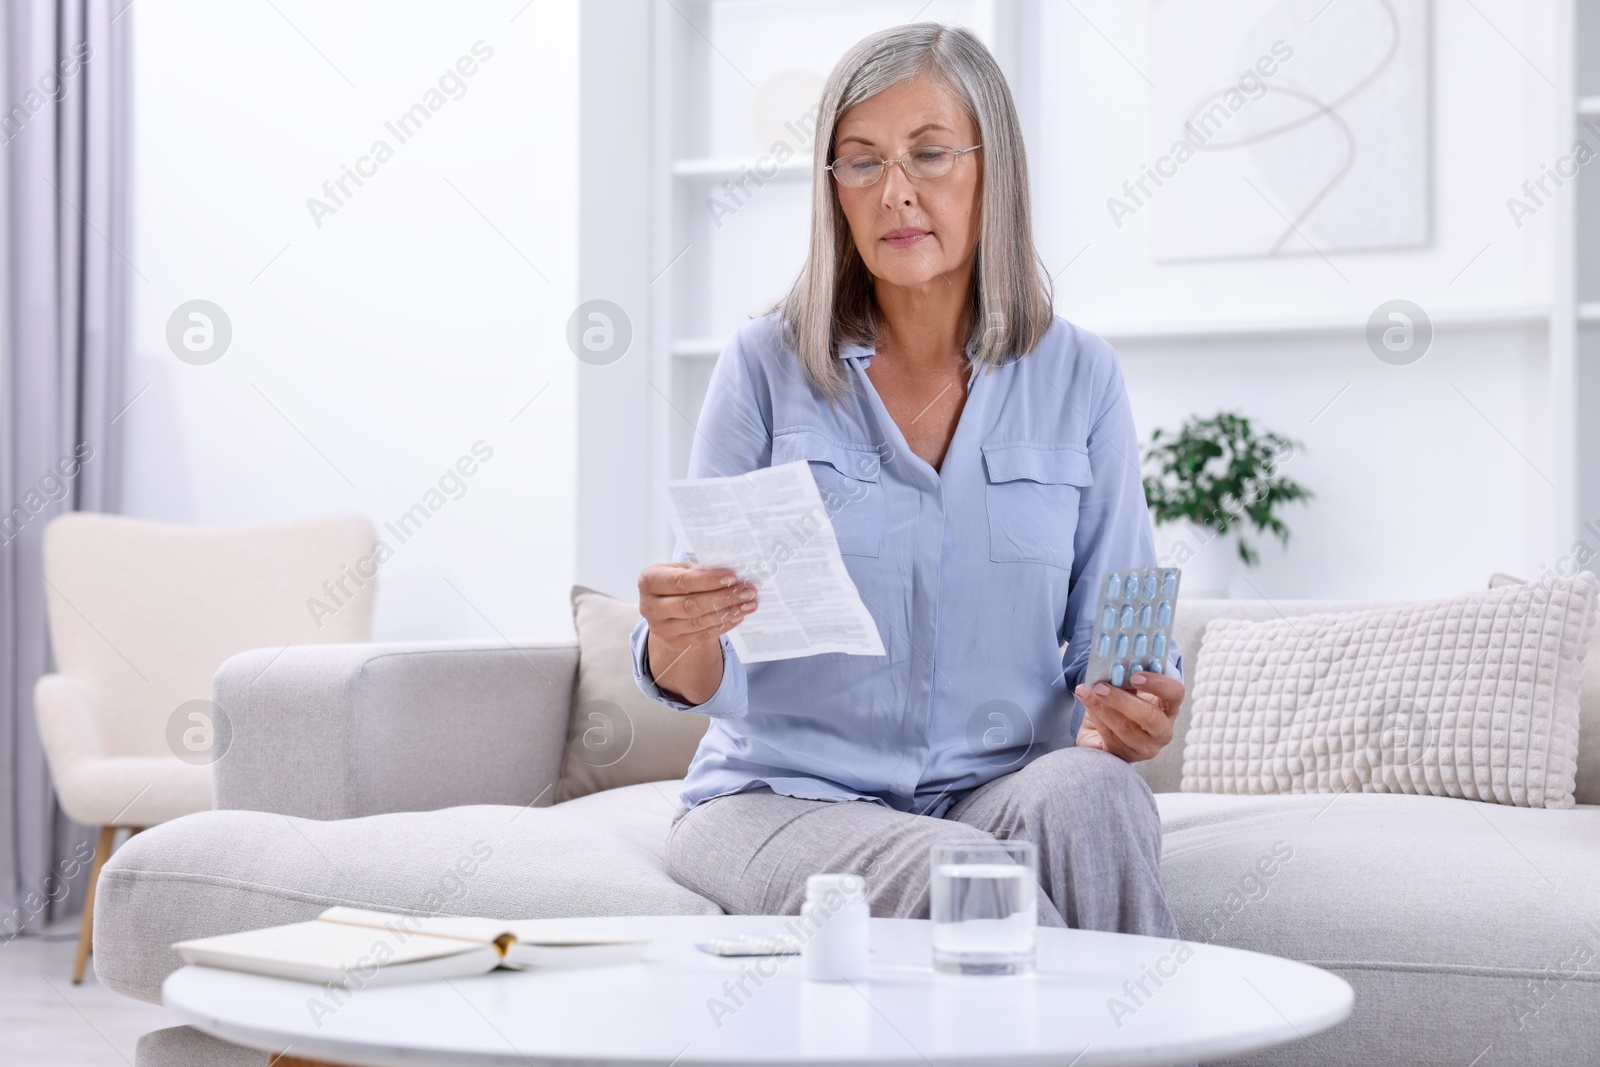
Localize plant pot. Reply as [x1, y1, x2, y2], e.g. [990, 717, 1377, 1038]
[1154, 521, 1242, 599]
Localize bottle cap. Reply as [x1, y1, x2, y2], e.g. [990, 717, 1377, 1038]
[806, 873, 865, 899]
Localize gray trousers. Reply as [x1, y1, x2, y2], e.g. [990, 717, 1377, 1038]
[665, 746, 1179, 937]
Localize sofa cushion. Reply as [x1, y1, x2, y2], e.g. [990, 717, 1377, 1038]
[94, 782, 719, 1004]
[554, 774, 689, 855]
[1159, 791, 1600, 1063]
[1159, 790, 1600, 962]
[1180, 574, 1599, 808]
[555, 586, 710, 801]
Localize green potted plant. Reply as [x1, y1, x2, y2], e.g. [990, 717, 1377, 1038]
[1141, 411, 1314, 595]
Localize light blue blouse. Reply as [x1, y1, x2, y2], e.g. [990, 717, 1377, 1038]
[630, 311, 1183, 818]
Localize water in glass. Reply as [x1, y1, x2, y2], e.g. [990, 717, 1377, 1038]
[929, 841, 1037, 975]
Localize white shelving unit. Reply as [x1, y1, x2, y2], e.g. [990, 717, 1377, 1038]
[1575, 0, 1599, 537]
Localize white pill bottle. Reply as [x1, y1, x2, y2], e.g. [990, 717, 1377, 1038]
[800, 873, 869, 981]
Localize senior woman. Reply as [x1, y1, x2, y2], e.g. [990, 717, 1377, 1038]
[630, 22, 1185, 937]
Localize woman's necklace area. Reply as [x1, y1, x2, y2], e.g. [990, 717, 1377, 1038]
[872, 337, 973, 392]
[866, 338, 975, 463]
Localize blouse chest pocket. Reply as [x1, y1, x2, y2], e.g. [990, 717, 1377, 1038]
[981, 442, 1094, 570]
[770, 430, 885, 558]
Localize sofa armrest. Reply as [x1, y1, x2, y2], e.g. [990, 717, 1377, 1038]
[212, 640, 578, 819]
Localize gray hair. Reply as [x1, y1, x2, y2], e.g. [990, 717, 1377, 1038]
[769, 22, 1054, 406]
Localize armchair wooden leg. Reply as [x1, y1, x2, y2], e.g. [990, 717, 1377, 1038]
[72, 825, 119, 985]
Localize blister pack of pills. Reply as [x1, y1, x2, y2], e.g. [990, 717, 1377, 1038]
[1084, 567, 1181, 689]
[695, 934, 803, 957]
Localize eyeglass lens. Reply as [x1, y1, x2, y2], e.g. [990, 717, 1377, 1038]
[832, 147, 962, 187]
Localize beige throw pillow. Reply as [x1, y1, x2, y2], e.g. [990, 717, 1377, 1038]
[1181, 573, 1599, 808]
[553, 585, 710, 803]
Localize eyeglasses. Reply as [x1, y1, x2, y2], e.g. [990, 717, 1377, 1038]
[825, 144, 983, 188]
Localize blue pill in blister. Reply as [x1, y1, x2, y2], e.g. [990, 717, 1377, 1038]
[1142, 572, 1158, 599]
[1158, 601, 1172, 627]
[1107, 573, 1122, 598]
[1153, 632, 1167, 660]
[1163, 570, 1178, 597]
[1097, 632, 1111, 657]
[1101, 605, 1115, 631]
[1115, 632, 1128, 658]
[1134, 632, 1147, 658]
[1110, 662, 1125, 687]
[1139, 603, 1152, 628]
[1119, 603, 1134, 628]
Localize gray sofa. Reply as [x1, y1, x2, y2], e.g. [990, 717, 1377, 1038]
[100, 597, 1600, 1066]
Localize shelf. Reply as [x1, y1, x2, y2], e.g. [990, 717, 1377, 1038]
[670, 306, 1553, 359]
[1579, 95, 1600, 118]
[1085, 305, 1551, 343]
[672, 157, 812, 182]
[1581, 302, 1600, 324]
[672, 338, 725, 359]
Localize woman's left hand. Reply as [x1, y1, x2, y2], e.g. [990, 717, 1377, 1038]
[1073, 671, 1185, 762]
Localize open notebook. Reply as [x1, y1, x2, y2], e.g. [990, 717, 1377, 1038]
[173, 907, 650, 987]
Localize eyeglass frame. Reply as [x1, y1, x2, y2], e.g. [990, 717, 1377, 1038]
[825, 144, 984, 188]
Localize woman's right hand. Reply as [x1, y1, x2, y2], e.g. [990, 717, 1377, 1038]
[638, 563, 760, 650]
[638, 563, 759, 705]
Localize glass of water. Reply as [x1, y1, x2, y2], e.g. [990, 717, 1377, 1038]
[929, 839, 1038, 975]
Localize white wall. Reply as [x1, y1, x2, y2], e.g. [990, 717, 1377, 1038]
[121, 0, 579, 641]
[1032, 0, 1572, 599]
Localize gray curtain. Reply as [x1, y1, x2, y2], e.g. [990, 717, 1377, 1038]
[0, 0, 129, 934]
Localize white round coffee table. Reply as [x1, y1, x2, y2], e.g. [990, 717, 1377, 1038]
[162, 914, 1352, 1067]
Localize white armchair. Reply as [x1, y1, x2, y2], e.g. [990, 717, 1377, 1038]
[35, 512, 378, 982]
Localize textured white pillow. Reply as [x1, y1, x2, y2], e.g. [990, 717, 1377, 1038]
[1489, 570, 1600, 805]
[1181, 573, 1599, 808]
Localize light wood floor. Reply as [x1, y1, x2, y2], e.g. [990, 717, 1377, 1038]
[0, 918, 186, 1066]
